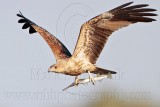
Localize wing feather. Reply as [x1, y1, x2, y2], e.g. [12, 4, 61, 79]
[17, 12, 71, 61]
[72, 2, 157, 64]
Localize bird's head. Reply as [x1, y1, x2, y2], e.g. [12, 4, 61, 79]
[48, 63, 65, 73]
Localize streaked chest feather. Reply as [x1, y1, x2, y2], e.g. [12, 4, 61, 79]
[64, 58, 95, 76]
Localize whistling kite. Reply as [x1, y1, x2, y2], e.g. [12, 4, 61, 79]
[17, 2, 157, 85]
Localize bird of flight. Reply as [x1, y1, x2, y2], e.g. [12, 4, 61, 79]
[17, 2, 157, 88]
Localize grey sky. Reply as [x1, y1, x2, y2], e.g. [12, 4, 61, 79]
[0, 0, 159, 107]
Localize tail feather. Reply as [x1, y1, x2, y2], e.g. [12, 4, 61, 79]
[92, 67, 116, 75]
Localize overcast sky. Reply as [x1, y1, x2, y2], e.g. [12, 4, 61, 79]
[0, 0, 159, 107]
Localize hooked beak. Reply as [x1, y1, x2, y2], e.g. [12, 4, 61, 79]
[48, 68, 56, 73]
[48, 68, 51, 73]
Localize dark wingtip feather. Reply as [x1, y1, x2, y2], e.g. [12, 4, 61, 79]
[124, 4, 149, 10]
[19, 11, 22, 15]
[109, 2, 157, 23]
[122, 1, 134, 6]
[17, 11, 23, 17]
[17, 14, 22, 17]
[149, 18, 156, 22]
[110, 2, 134, 12]
[18, 19, 27, 23]
[22, 23, 30, 29]
[143, 18, 156, 22]
[128, 17, 156, 22]
[132, 8, 157, 13]
[131, 13, 158, 17]
[29, 26, 36, 34]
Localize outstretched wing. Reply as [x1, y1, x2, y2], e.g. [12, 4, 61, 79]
[17, 12, 71, 62]
[72, 2, 157, 64]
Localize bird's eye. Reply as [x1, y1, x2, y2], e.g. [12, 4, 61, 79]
[54, 66, 57, 69]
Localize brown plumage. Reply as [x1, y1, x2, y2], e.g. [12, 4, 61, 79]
[17, 12, 71, 62]
[72, 2, 157, 64]
[17, 2, 157, 83]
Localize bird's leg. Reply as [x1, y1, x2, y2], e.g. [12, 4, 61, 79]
[74, 76, 79, 86]
[88, 71, 96, 85]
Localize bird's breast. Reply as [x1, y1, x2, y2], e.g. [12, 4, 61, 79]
[64, 59, 95, 76]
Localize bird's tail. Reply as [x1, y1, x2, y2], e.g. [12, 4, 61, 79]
[92, 67, 116, 75]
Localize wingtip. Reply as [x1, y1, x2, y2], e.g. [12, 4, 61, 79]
[17, 11, 24, 17]
[17, 11, 37, 34]
[17, 11, 22, 17]
[129, 1, 134, 4]
[17, 14, 21, 17]
[143, 4, 149, 7]
[152, 19, 157, 21]
[110, 1, 134, 12]
[152, 9, 158, 11]
[125, 1, 134, 6]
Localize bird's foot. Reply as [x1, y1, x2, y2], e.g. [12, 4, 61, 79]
[89, 77, 96, 85]
[88, 71, 96, 85]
